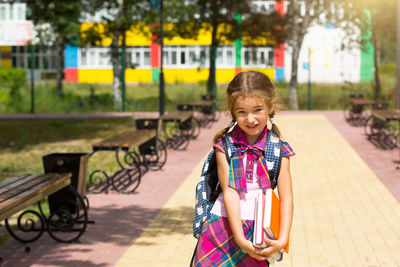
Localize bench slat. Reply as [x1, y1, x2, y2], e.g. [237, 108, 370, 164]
[0, 173, 72, 221]
[0, 174, 57, 204]
[161, 111, 193, 122]
[93, 129, 156, 151]
[0, 174, 31, 189]
[0, 174, 45, 197]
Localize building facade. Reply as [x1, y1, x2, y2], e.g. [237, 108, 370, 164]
[0, 1, 374, 84]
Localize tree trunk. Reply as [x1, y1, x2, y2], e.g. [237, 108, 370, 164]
[288, 0, 300, 110]
[56, 35, 64, 98]
[289, 44, 300, 110]
[207, 23, 218, 96]
[373, 36, 381, 100]
[111, 0, 124, 110]
[111, 33, 122, 109]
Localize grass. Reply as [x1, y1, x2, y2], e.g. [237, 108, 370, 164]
[0, 118, 135, 181]
[1, 67, 397, 114]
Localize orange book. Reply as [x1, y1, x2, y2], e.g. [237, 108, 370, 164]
[263, 188, 289, 254]
[253, 189, 289, 255]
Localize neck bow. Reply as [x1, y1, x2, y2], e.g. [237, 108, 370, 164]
[229, 145, 271, 193]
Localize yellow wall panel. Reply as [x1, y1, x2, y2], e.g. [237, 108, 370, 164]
[163, 68, 209, 83]
[165, 27, 211, 45]
[2, 59, 11, 67]
[78, 69, 152, 83]
[161, 68, 273, 83]
[78, 69, 114, 83]
[125, 24, 151, 46]
[1, 46, 11, 67]
[125, 69, 152, 82]
[1, 46, 11, 53]
[216, 69, 236, 83]
[164, 23, 235, 46]
[80, 23, 151, 46]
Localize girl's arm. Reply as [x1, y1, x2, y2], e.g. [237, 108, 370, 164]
[257, 156, 294, 256]
[215, 150, 267, 261]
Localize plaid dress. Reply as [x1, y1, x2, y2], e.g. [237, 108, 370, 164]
[194, 125, 295, 267]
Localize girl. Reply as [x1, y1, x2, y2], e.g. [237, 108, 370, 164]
[194, 71, 295, 266]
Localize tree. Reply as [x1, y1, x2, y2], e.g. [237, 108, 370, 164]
[27, 0, 82, 98]
[81, 0, 153, 109]
[283, 0, 358, 109]
[342, 0, 396, 100]
[190, 0, 284, 96]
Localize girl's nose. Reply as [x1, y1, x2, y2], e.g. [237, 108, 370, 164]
[247, 113, 256, 123]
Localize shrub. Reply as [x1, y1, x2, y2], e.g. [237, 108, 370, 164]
[0, 67, 27, 110]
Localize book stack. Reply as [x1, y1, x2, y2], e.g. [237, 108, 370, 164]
[253, 189, 289, 262]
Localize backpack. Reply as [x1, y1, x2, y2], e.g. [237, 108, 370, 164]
[192, 130, 283, 238]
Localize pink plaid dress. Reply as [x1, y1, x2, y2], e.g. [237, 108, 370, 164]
[194, 125, 295, 266]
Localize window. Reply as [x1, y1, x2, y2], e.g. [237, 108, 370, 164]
[244, 51, 250, 65]
[11, 45, 57, 71]
[0, 6, 6, 20]
[180, 51, 186, 64]
[268, 50, 274, 66]
[260, 51, 265, 64]
[17, 6, 24, 20]
[144, 51, 150, 66]
[171, 51, 177, 65]
[242, 47, 274, 68]
[226, 50, 233, 65]
[9, 5, 13, 20]
[189, 51, 196, 65]
[80, 49, 87, 66]
[135, 51, 141, 66]
[217, 50, 223, 65]
[124, 46, 151, 69]
[216, 46, 234, 68]
[163, 51, 169, 65]
[51, 55, 57, 69]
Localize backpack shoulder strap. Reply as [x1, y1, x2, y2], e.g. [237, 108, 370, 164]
[220, 135, 230, 163]
[265, 130, 283, 189]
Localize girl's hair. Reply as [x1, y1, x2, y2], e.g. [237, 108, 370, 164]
[213, 71, 282, 143]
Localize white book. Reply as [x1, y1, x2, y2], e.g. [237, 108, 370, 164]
[252, 190, 284, 262]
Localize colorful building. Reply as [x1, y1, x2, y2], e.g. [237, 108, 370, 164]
[0, 1, 374, 84]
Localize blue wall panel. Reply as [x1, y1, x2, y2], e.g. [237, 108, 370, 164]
[65, 44, 78, 68]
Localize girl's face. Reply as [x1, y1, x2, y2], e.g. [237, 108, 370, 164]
[234, 96, 270, 145]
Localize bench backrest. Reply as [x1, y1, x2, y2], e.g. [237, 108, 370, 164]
[371, 102, 389, 110]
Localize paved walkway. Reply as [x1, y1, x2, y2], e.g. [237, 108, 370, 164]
[1, 111, 400, 266]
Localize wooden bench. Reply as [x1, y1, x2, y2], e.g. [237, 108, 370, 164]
[160, 110, 195, 150]
[93, 129, 157, 152]
[89, 126, 167, 194]
[344, 96, 372, 125]
[364, 109, 400, 150]
[0, 172, 89, 243]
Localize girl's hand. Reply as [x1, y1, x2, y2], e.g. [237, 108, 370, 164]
[256, 237, 285, 257]
[238, 239, 268, 261]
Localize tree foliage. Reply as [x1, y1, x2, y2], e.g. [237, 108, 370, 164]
[27, 0, 82, 98]
[340, 0, 396, 100]
[172, 0, 285, 96]
[81, 0, 153, 109]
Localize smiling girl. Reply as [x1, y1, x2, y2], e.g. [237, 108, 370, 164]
[193, 71, 295, 266]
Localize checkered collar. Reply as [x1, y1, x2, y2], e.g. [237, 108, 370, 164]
[230, 124, 268, 151]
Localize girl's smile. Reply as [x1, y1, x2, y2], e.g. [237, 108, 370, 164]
[234, 96, 270, 145]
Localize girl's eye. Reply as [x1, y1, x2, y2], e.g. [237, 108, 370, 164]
[237, 111, 245, 114]
[255, 108, 263, 112]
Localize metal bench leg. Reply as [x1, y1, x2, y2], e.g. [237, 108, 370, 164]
[5, 210, 45, 243]
[46, 185, 88, 243]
